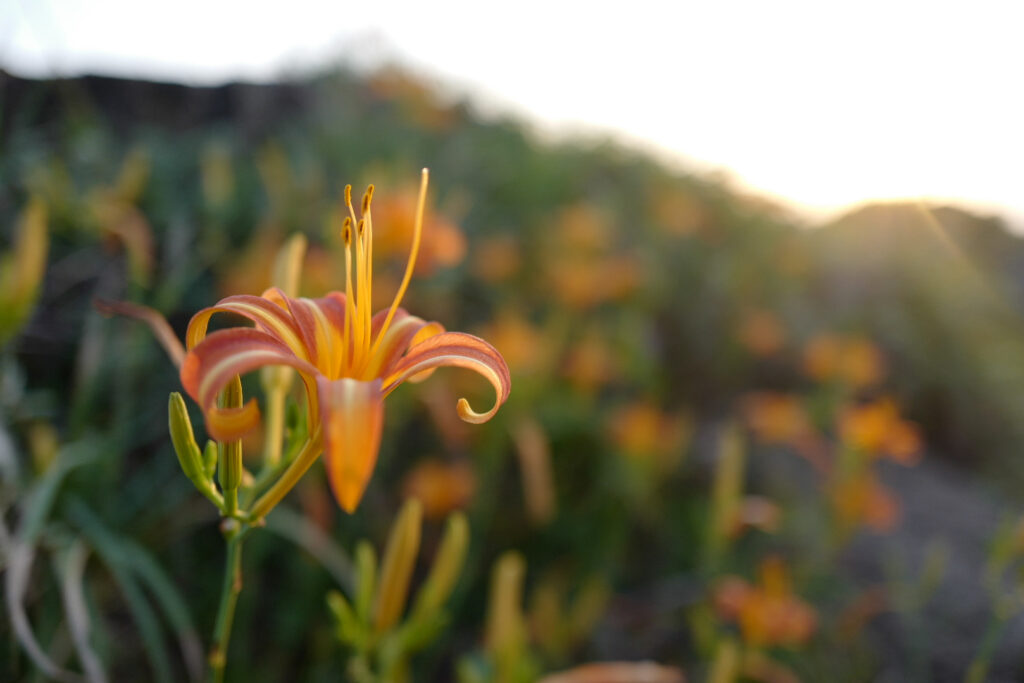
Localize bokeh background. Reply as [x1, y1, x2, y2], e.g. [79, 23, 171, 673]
[3, 3, 1024, 682]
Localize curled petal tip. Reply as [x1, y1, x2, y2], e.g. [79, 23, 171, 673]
[456, 397, 495, 424]
[382, 331, 511, 425]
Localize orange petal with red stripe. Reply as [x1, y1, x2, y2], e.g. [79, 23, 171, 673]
[364, 308, 443, 380]
[382, 332, 511, 424]
[185, 294, 309, 361]
[181, 327, 319, 441]
[317, 377, 385, 512]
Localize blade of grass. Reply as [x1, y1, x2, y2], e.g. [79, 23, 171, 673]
[65, 498, 174, 683]
[116, 538, 204, 683]
[264, 506, 355, 593]
[57, 540, 108, 683]
[3, 441, 97, 682]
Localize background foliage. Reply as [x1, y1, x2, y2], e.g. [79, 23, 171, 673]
[3, 66, 1024, 682]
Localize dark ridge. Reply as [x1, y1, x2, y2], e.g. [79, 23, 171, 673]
[0, 69, 312, 140]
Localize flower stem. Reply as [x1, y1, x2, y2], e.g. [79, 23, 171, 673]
[246, 433, 322, 522]
[209, 523, 248, 683]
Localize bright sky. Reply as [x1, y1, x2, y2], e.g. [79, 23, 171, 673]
[4, 0, 1023, 228]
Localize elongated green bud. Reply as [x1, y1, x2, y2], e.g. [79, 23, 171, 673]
[411, 512, 468, 619]
[168, 393, 205, 482]
[168, 393, 224, 510]
[355, 541, 377, 623]
[485, 551, 526, 659]
[374, 499, 422, 634]
[203, 441, 218, 480]
[707, 423, 745, 566]
[327, 590, 362, 644]
[218, 376, 244, 514]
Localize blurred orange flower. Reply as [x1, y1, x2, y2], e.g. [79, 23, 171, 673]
[713, 556, 817, 648]
[476, 311, 549, 377]
[831, 472, 900, 532]
[368, 67, 459, 131]
[543, 204, 642, 310]
[369, 183, 466, 274]
[218, 228, 281, 297]
[732, 496, 782, 537]
[742, 393, 812, 446]
[539, 662, 685, 683]
[737, 309, 786, 357]
[472, 234, 522, 284]
[608, 401, 691, 469]
[650, 186, 707, 236]
[802, 334, 885, 388]
[402, 459, 477, 520]
[563, 328, 620, 393]
[839, 398, 922, 464]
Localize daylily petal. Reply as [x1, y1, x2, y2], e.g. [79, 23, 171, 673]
[363, 307, 444, 380]
[185, 294, 310, 361]
[317, 376, 385, 513]
[381, 332, 511, 424]
[181, 327, 319, 441]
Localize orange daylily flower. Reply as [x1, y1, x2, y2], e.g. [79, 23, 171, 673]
[402, 458, 477, 520]
[839, 398, 922, 465]
[737, 309, 786, 357]
[180, 170, 511, 513]
[713, 557, 817, 648]
[802, 333, 885, 388]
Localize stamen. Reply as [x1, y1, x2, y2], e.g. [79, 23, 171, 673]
[362, 188, 375, 371]
[342, 215, 355, 372]
[370, 168, 428, 358]
[361, 185, 374, 215]
[344, 183, 359, 226]
[353, 218, 367, 366]
[342, 216, 352, 246]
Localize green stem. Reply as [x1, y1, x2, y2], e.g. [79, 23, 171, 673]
[209, 524, 248, 683]
[224, 489, 238, 518]
[246, 433, 322, 522]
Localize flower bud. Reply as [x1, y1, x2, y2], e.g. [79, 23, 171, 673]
[411, 511, 468, 619]
[355, 540, 377, 623]
[203, 440, 218, 480]
[485, 551, 526, 659]
[0, 197, 48, 344]
[168, 392, 206, 483]
[374, 499, 422, 634]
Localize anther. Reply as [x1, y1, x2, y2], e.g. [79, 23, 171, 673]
[344, 184, 353, 209]
[357, 219, 365, 237]
[342, 216, 352, 245]
[361, 185, 374, 214]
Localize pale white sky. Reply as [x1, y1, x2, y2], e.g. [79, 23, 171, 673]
[4, 0, 1023, 228]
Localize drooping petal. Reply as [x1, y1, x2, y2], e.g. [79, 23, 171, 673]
[94, 298, 186, 368]
[185, 294, 310, 361]
[317, 376, 385, 513]
[363, 307, 444, 380]
[181, 327, 320, 441]
[381, 332, 511, 424]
